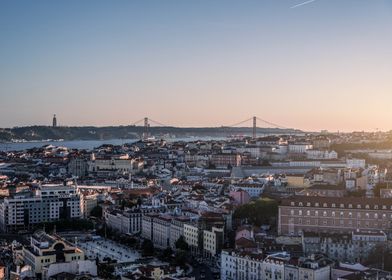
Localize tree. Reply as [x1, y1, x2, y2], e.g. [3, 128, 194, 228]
[98, 263, 115, 279]
[90, 205, 103, 218]
[174, 250, 187, 267]
[160, 247, 173, 261]
[175, 236, 189, 251]
[233, 198, 279, 227]
[141, 239, 154, 256]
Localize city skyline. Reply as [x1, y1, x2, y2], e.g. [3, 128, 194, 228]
[1, 0, 391, 132]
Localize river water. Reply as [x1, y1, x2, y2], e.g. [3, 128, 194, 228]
[0, 137, 226, 152]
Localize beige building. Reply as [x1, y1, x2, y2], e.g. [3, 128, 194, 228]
[23, 231, 84, 274]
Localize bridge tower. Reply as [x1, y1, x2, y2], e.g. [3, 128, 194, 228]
[143, 117, 149, 140]
[252, 116, 257, 139]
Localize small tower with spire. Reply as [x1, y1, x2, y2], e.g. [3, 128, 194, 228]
[52, 114, 57, 127]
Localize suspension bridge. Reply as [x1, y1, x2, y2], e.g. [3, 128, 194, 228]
[131, 116, 296, 140]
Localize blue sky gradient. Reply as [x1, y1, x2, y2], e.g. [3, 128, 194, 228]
[1, 0, 391, 131]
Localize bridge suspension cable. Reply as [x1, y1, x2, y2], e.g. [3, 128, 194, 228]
[131, 118, 145, 126]
[255, 116, 290, 130]
[148, 118, 169, 127]
[224, 117, 253, 128]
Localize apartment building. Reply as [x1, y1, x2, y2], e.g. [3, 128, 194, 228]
[184, 223, 200, 255]
[169, 216, 190, 249]
[210, 153, 241, 168]
[278, 196, 392, 236]
[203, 226, 224, 259]
[152, 215, 172, 249]
[0, 185, 81, 233]
[302, 230, 387, 263]
[79, 192, 98, 218]
[221, 251, 332, 280]
[104, 208, 143, 235]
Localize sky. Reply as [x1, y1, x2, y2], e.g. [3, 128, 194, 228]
[0, 0, 391, 132]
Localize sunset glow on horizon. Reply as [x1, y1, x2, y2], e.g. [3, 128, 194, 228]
[1, 0, 391, 132]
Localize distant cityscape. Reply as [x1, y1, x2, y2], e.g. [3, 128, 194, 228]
[1, 0, 391, 279]
[1, 128, 392, 279]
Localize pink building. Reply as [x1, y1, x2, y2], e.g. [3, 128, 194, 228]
[230, 189, 250, 205]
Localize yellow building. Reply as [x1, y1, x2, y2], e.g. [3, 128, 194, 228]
[23, 231, 84, 274]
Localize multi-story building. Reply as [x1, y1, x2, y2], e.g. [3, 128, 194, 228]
[184, 223, 201, 255]
[0, 185, 81, 233]
[67, 157, 88, 178]
[104, 208, 143, 235]
[211, 153, 241, 168]
[152, 215, 172, 249]
[221, 251, 332, 280]
[288, 143, 313, 154]
[231, 183, 265, 198]
[220, 250, 264, 280]
[88, 155, 139, 174]
[79, 192, 98, 218]
[141, 212, 159, 240]
[302, 230, 387, 263]
[23, 231, 84, 274]
[278, 196, 392, 236]
[169, 216, 190, 249]
[203, 226, 224, 260]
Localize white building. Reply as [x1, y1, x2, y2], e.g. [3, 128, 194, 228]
[221, 251, 332, 280]
[169, 216, 190, 249]
[152, 215, 172, 249]
[0, 185, 81, 233]
[79, 193, 98, 219]
[203, 226, 224, 259]
[288, 143, 313, 154]
[346, 159, 366, 169]
[184, 223, 200, 255]
[104, 208, 143, 235]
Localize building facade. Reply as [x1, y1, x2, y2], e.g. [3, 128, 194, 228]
[279, 196, 392, 236]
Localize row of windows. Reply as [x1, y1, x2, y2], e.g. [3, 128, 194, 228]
[290, 210, 391, 219]
[291, 202, 391, 210]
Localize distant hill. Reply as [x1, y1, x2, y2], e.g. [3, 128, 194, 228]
[0, 125, 303, 142]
